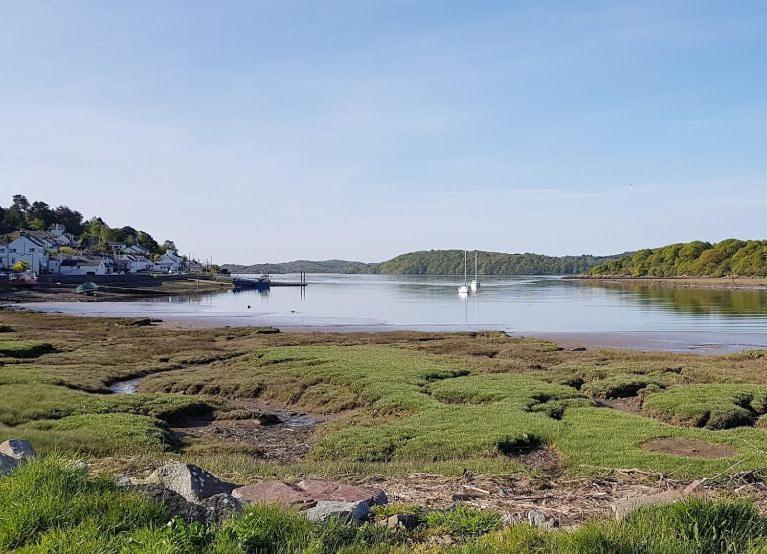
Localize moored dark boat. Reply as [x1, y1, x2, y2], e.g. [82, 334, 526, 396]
[232, 275, 271, 290]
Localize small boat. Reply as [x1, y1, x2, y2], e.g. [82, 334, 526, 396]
[75, 282, 98, 295]
[470, 250, 480, 292]
[232, 274, 271, 290]
[458, 250, 470, 295]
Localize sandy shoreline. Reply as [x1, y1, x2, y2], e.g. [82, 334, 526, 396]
[569, 276, 767, 290]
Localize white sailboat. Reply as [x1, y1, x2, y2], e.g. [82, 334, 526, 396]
[470, 250, 480, 292]
[458, 250, 470, 295]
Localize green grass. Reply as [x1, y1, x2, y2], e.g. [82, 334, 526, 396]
[643, 384, 767, 429]
[6, 458, 767, 552]
[0, 339, 55, 358]
[466, 498, 767, 553]
[0, 383, 215, 427]
[138, 344, 767, 477]
[0, 457, 166, 551]
[0, 458, 402, 553]
[0, 383, 215, 456]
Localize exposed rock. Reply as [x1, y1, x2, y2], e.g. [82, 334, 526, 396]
[305, 500, 370, 523]
[232, 480, 315, 508]
[147, 463, 236, 504]
[133, 483, 206, 522]
[132, 484, 242, 524]
[297, 479, 387, 505]
[501, 512, 521, 527]
[114, 474, 133, 488]
[200, 493, 244, 524]
[0, 439, 35, 461]
[527, 508, 559, 529]
[380, 513, 420, 530]
[0, 453, 18, 476]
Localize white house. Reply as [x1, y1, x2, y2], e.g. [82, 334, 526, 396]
[58, 256, 112, 276]
[153, 251, 185, 273]
[123, 244, 151, 256]
[5, 235, 50, 273]
[116, 254, 153, 273]
[48, 224, 79, 248]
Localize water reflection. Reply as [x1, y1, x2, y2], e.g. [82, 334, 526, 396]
[26, 274, 767, 334]
[575, 280, 767, 317]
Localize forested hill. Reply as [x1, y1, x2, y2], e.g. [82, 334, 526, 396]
[226, 250, 619, 275]
[587, 239, 767, 277]
[224, 259, 376, 274]
[376, 250, 618, 275]
[1, 194, 177, 255]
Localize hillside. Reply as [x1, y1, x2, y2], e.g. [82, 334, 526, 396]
[587, 239, 767, 277]
[226, 250, 619, 275]
[224, 259, 376, 274]
[377, 250, 618, 275]
[1, 193, 176, 256]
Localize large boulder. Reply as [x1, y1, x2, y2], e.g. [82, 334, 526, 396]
[132, 484, 243, 524]
[297, 479, 387, 506]
[232, 481, 315, 509]
[0, 439, 35, 461]
[147, 463, 236, 504]
[305, 500, 370, 523]
[0, 453, 18, 476]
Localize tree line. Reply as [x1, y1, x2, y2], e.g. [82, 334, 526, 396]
[376, 250, 617, 275]
[587, 239, 767, 277]
[0, 194, 176, 256]
[225, 250, 619, 275]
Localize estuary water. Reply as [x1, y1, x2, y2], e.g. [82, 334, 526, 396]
[26, 274, 767, 352]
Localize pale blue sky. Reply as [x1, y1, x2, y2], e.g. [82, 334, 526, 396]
[1, 1, 765, 263]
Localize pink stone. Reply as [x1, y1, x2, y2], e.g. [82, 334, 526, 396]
[232, 481, 316, 508]
[297, 479, 387, 505]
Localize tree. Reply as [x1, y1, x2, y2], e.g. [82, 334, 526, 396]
[29, 201, 55, 228]
[161, 240, 177, 253]
[11, 195, 30, 213]
[11, 260, 29, 272]
[28, 218, 46, 230]
[53, 205, 84, 235]
[136, 231, 160, 254]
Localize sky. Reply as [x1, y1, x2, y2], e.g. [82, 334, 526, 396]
[1, 1, 766, 263]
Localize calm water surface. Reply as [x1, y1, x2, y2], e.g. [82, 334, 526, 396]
[28, 275, 767, 342]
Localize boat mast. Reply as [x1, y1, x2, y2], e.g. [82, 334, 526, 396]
[474, 250, 478, 282]
[464, 250, 468, 284]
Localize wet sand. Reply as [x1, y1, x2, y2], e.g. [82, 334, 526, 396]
[34, 306, 767, 355]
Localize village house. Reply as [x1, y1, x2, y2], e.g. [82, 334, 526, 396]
[153, 251, 185, 273]
[115, 254, 153, 273]
[57, 256, 113, 276]
[2, 234, 51, 273]
[122, 244, 151, 256]
[48, 224, 79, 248]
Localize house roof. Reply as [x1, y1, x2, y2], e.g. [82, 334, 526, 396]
[61, 257, 104, 267]
[10, 234, 50, 248]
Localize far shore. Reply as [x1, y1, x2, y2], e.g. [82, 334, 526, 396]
[568, 275, 767, 290]
[0, 277, 232, 303]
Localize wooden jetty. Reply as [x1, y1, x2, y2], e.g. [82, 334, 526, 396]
[233, 270, 307, 290]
